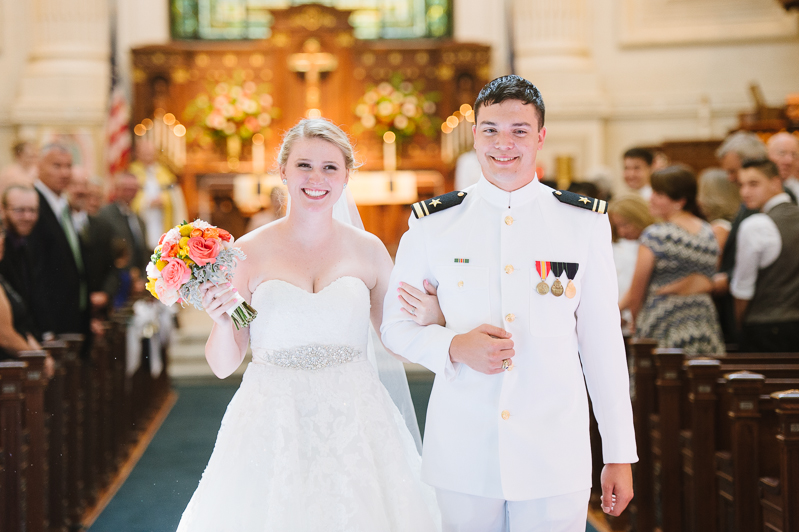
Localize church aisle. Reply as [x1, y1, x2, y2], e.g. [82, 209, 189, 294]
[89, 381, 239, 532]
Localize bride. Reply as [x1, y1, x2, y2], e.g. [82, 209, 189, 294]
[176, 118, 441, 531]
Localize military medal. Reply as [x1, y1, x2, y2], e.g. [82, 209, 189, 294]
[565, 262, 579, 299]
[535, 260, 551, 295]
[550, 262, 566, 297]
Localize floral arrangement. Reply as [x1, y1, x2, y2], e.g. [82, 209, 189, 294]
[186, 80, 279, 142]
[353, 74, 441, 141]
[145, 219, 257, 330]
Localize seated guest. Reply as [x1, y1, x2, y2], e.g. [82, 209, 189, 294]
[621, 165, 724, 355]
[0, 141, 38, 192]
[622, 147, 654, 200]
[697, 168, 741, 259]
[767, 132, 799, 200]
[731, 158, 799, 352]
[0, 218, 53, 374]
[0, 185, 39, 307]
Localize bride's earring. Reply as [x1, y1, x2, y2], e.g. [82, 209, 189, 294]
[343, 182, 348, 189]
[282, 178, 287, 185]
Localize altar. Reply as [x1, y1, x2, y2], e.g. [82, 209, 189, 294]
[130, 3, 490, 252]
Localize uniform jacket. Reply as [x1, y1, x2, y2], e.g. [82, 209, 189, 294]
[381, 177, 637, 501]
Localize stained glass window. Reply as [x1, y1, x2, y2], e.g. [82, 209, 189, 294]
[170, 0, 451, 40]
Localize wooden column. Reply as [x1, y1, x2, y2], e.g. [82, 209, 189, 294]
[0, 361, 28, 532]
[653, 348, 684, 532]
[42, 339, 68, 532]
[683, 358, 720, 532]
[630, 338, 658, 532]
[771, 389, 799, 532]
[19, 351, 50, 532]
[725, 371, 765, 532]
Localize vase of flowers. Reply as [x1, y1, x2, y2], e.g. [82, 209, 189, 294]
[353, 74, 441, 169]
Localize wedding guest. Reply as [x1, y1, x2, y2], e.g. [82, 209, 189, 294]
[731, 158, 799, 352]
[98, 172, 150, 275]
[697, 168, 741, 257]
[608, 194, 655, 299]
[623, 147, 654, 200]
[0, 141, 38, 192]
[29, 144, 89, 339]
[0, 217, 53, 375]
[0, 185, 39, 307]
[67, 166, 92, 235]
[129, 139, 188, 248]
[245, 186, 287, 232]
[767, 132, 799, 199]
[622, 165, 724, 355]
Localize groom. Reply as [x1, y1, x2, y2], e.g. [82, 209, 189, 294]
[381, 75, 637, 531]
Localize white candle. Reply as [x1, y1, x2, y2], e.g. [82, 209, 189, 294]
[253, 140, 265, 174]
[383, 137, 397, 172]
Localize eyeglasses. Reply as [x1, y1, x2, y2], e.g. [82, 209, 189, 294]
[6, 207, 38, 215]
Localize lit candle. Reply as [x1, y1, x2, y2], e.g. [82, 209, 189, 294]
[383, 131, 397, 172]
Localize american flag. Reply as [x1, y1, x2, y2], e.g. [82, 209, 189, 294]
[105, 6, 131, 177]
[105, 81, 131, 176]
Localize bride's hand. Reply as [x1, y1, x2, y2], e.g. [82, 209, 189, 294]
[398, 280, 446, 326]
[200, 281, 239, 327]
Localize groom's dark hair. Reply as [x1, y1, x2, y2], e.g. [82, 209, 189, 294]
[473, 75, 545, 130]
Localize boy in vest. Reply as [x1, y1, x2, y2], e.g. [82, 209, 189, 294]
[731, 158, 799, 352]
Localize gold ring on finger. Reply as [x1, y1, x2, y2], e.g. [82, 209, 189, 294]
[501, 359, 511, 370]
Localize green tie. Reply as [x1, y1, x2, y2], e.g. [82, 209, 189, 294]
[60, 205, 87, 310]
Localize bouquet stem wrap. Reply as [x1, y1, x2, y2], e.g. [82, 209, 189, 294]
[226, 292, 258, 330]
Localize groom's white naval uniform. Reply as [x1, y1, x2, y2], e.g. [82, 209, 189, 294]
[381, 176, 637, 527]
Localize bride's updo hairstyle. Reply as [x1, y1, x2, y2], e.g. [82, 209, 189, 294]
[277, 118, 360, 171]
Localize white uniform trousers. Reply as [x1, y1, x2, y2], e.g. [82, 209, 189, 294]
[436, 488, 590, 532]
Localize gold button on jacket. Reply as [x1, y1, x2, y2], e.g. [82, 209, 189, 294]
[505, 313, 515, 323]
[501, 410, 510, 420]
[504, 216, 513, 225]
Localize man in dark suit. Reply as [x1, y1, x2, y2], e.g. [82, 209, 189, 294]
[29, 144, 88, 338]
[0, 185, 39, 308]
[98, 172, 150, 277]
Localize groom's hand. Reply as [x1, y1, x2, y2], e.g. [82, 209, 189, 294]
[448, 324, 514, 374]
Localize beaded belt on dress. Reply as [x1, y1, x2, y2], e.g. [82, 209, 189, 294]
[253, 344, 360, 370]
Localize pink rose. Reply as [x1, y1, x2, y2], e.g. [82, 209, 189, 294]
[154, 279, 180, 306]
[160, 257, 191, 291]
[187, 236, 221, 266]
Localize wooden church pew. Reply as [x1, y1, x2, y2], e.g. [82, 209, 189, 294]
[42, 338, 69, 532]
[0, 360, 28, 532]
[58, 333, 86, 529]
[18, 350, 50, 532]
[758, 389, 799, 532]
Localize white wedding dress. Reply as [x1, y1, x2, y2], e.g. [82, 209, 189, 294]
[176, 276, 440, 531]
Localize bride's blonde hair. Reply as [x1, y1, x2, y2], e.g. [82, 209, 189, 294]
[277, 118, 360, 171]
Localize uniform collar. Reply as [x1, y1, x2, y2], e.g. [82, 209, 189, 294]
[475, 174, 540, 209]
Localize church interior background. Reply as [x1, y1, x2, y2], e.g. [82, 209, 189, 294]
[1, 0, 798, 250]
[1, 1, 799, 530]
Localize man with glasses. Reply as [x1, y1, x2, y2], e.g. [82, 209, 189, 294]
[0, 185, 39, 308]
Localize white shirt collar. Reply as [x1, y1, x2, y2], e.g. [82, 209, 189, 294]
[34, 179, 67, 217]
[474, 174, 541, 209]
[763, 192, 791, 213]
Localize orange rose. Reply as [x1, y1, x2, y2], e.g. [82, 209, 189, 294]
[190, 228, 204, 238]
[161, 242, 179, 258]
[217, 228, 232, 242]
[187, 236, 221, 266]
[203, 227, 220, 239]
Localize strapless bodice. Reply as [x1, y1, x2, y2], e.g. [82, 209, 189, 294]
[248, 276, 371, 368]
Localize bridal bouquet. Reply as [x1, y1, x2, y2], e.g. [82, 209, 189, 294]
[145, 220, 257, 330]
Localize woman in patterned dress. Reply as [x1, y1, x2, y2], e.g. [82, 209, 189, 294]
[620, 165, 725, 355]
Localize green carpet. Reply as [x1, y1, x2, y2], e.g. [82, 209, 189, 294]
[90, 376, 597, 532]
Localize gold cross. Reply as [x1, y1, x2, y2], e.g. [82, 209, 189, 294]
[430, 199, 442, 207]
[579, 197, 591, 204]
[287, 38, 338, 111]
